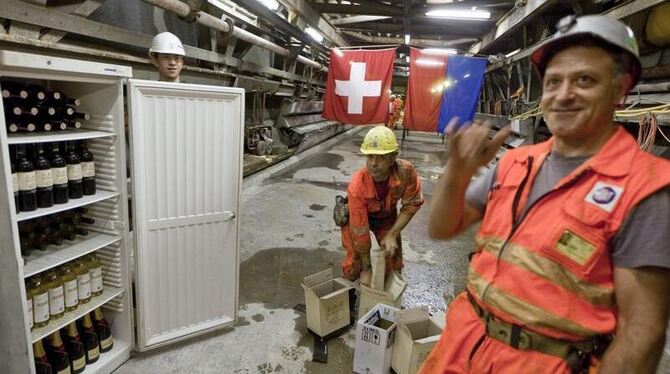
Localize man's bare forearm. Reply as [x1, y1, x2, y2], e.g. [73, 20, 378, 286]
[428, 160, 475, 239]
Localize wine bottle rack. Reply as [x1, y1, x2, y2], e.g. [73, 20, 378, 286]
[31, 286, 123, 343]
[23, 233, 121, 278]
[17, 190, 119, 221]
[7, 129, 115, 145]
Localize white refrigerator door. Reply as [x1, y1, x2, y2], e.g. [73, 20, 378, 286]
[128, 79, 243, 350]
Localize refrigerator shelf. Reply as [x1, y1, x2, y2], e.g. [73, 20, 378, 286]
[17, 190, 119, 222]
[31, 286, 124, 343]
[23, 232, 121, 278]
[7, 129, 116, 145]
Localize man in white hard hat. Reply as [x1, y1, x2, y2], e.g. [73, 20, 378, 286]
[420, 14, 670, 373]
[149, 32, 185, 82]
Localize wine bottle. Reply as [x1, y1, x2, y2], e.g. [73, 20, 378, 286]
[27, 84, 47, 102]
[84, 254, 103, 296]
[20, 231, 35, 257]
[66, 120, 81, 129]
[60, 221, 77, 241]
[15, 117, 37, 132]
[72, 259, 91, 304]
[26, 280, 34, 331]
[78, 314, 100, 364]
[62, 322, 86, 374]
[10, 147, 19, 212]
[65, 142, 83, 199]
[66, 97, 81, 106]
[28, 276, 50, 328]
[35, 143, 54, 208]
[48, 90, 64, 103]
[50, 143, 69, 204]
[45, 270, 65, 320]
[70, 111, 90, 121]
[33, 340, 54, 374]
[40, 122, 53, 132]
[78, 142, 95, 195]
[46, 331, 71, 374]
[58, 265, 79, 312]
[7, 119, 19, 133]
[91, 308, 113, 352]
[3, 97, 26, 116]
[17, 144, 37, 211]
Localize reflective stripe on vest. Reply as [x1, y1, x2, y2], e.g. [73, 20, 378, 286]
[468, 126, 670, 341]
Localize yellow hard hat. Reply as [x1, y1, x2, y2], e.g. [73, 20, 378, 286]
[360, 126, 398, 155]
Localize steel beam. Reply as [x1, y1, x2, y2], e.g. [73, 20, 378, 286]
[279, 0, 350, 46]
[468, 0, 558, 54]
[331, 15, 391, 25]
[342, 30, 476, 48]
[40, 0, 106, 43]
[312, 2, 404, 16]
[603, 0, 667, 19]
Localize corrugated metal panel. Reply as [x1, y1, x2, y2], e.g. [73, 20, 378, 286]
[129, 80, 243, 350]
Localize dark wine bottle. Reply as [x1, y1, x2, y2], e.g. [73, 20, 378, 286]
[34, 143, 54, 208]
[66, 97, 81, 106]
[46, 331, 71, 374]
[65, 142, 83, 199]
[70, 111, 90, 121]
[62, 321, 86, 373]
[91, 308, 113, 352]
[78, 142, 95, 195]
[1, 82, 29, 100]
[33, 340, 54, 374]
[78, 314, 100, 364]
[10, 147, 19, 212]
[20, 232, 35, 257]
[7, 119, 19, 133]
[26, 84, 47, 102]
[17, 144, 37, 211]
[50, 143, 69, 204]
[66, 120, 81, 129]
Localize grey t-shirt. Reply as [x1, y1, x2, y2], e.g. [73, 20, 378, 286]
[465, 151, 670, 269]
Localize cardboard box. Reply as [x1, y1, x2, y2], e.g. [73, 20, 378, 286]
[391, 307, 446, 374]
[359, 271, 407, 319]
[353, 303, 400, 374]
[301, 267, 354, 337]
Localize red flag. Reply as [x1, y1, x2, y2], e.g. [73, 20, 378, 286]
[322, 48, 396, 125]
[403, 47, 450, 132]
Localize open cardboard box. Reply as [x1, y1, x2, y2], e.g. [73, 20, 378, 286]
[353, 303, 400, 374]
[301, 267, 354, 337]
[391, 307, 445, 374]
[359, 270, 406, 319]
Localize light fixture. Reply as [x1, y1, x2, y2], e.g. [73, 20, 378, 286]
[426, 9, 491, 20]
[256, 0, 279, 11]
[505, 48, 521, 58]
[423, 48, 457, 55]
[406, 55, 410, 63]
[333, 48, 344, 57]
[305, 27, 324, 43]
[405, 34, 411, 44]
[416, 59, 445, 67]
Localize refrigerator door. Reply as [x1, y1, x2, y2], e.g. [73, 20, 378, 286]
[128, 79, 243, 350]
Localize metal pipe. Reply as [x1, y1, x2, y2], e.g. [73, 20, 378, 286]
[142, 0, 326, 71]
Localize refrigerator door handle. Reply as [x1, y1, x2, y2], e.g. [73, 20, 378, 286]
[222, 211, 236, 222]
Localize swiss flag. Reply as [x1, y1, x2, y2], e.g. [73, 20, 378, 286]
[322, 48, 396, 125]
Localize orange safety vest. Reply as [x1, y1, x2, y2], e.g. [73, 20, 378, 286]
[468, 126, 670, 341]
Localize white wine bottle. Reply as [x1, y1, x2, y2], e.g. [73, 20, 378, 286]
[28, 275, 50, 328]
[25, 280, 34, 331]
[45, 270, 65, 320]
[59, 264, 79, 312]
[84, 254, 103, 297]
[72, 259, 91, 304]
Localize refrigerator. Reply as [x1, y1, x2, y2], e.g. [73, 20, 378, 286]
[0, 51, 244, 373]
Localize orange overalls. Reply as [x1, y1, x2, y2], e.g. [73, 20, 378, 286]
[341, 158, 423, 280]
[419, 127, 670, 373]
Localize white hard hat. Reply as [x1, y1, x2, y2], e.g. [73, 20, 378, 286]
[531, 15, 641, 85]
[149, 32, 185, 56]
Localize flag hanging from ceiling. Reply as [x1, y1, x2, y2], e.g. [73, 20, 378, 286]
[403, 48, 488, 133]
[322, 48, 396, 125]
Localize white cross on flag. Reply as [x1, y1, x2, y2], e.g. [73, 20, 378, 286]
[323, 48, 396, 125]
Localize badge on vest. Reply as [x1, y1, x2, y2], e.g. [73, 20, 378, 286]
[556, 230, 596, 265]
[584, 182, 623, 213]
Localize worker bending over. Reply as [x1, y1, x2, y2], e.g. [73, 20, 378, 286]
[421, 15, 670, 373]
[341, 126, 424, 285]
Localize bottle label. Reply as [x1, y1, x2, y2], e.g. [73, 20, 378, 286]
[82, 161, 95, 178]
[33, 291, 50, 323]
[77, 272, 91, 300]
[100, 334, 113, 351]
[67, 164, 82, 181]
[52, 167, 68, 185]
[18, 171, 36, 191]
[56, 364, 71, 374]
[12, 173, 18, 192]
[72, 355, 86, 371]
[90, 267, 103, 293]
[64, 279, 79, 307]
[36, 169, 53, 188]
[27, 298, 33, 329]
[49, 285, 65, 315]
[88, 345, 100, 361]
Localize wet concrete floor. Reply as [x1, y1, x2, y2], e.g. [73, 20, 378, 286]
[112, 129, 476, 373]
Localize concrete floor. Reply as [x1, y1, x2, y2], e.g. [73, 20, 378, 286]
[113, 129, 670, 374]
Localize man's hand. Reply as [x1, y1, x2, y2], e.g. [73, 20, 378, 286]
[445, 118, 511, 176]
[380, 232, 400, 258]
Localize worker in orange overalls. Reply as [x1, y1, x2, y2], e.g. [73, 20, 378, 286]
[391, 95, 404, 130]
[341, 126, 424, 285]
[421, 15, 670, 374]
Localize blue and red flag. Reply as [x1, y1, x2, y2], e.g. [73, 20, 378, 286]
[403, 48, 488, 132]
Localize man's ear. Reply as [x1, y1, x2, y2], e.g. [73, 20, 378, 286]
[614, 73, 633, 107]
[150, 54, 160, 69]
